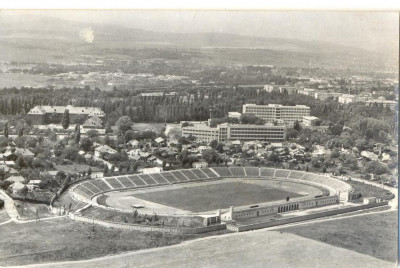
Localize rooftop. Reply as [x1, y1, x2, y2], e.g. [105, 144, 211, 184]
[28, 105, 105, 116]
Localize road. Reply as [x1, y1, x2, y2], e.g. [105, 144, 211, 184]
[0, 189, 66, 225]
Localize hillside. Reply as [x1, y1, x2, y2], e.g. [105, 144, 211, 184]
[0, 15, 396, 68]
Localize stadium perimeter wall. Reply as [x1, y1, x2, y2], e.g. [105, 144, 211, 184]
[68, 213, 226, 234]
[226, 201, 389, 232]
[229, 195, 339, 221]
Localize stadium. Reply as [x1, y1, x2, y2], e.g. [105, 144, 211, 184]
[54, 166, 390, 233]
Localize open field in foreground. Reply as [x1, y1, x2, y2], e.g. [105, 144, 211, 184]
[0, 209, 395, 267]
[18, 225, 394, 268]
[280, 210, 398, 263]
[132, 180, 309, 212]
[0, 218, 229, 266]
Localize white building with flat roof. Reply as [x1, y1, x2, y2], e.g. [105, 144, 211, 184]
[338, 94, 355, 104]
[302, 116, 320, 126]
[242, 104, 310, 124]
[182, 122, 286, 143]
[228, 112, 242, 119]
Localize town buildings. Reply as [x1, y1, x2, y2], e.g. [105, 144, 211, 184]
[182, 122, 286, 143]
[27, 105, 105, 124]
[242, 104, 310, 124]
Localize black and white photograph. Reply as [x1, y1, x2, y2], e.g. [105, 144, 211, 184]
[0, 5, 398, 268]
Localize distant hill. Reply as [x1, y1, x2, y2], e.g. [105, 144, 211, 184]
[0, 15, 396, 68]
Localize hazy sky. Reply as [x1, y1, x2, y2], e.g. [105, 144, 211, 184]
[2, 10, 399, 54]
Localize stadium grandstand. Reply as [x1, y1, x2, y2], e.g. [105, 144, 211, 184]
[70, 167, 353, 203]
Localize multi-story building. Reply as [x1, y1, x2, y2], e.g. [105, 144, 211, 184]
[338, 94, 371, 104]
[27, 105, 105, 125]
[338, 94, 355, 104]
[365, 99, 397, 110]
[182, 123, 286, 143]
[181, 123, 219, 143]
[242, 104, 310, 124]
[314, 91, 342, 101]
[298, 88, 315, 96]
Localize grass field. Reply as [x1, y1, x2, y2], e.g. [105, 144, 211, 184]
[346, 180, 392, 198]
[280, 211, 398, 263]
[0, 209, 10, 223]
[0, 218, 229, 266]
[132, 180, 306, 212]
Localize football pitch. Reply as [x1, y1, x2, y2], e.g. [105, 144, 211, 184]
[131, 180, 311, 213]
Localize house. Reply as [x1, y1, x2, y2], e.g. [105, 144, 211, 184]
[147, 156, 157, 163]
[141, 167, 163, 174]
[5, 175, 26, 184]
[27, 105, 105, 124]
[361, 151, 379, 161]
[82, 116, 103, 129]
[154, 137, 165, 144]
[312, 145, 327, 156]
[128, 139, 139, 147]
[90, 172, 104, 179]
[3, 147, 34, 160]
[27, 180, 42, 191]
[11, 181, 27, 194]
[94, 145, 117, 158]
[197, 146, 211, 153]
[192, 161, 208, 168]
[0, 161, 15, 167]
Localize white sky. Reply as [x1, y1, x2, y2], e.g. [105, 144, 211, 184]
[1, 10, 398, 54]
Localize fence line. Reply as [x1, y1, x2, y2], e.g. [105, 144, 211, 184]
[69, 213, 225, 234]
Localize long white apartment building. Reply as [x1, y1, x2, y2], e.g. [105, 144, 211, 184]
[242, 104, 310, 124]
[182, 123, 286, 143]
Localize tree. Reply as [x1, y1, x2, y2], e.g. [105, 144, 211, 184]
[18, 127, 24, 137]
[365, 128, 374, 140]
[201, 149, 219, 164]
[87, 167, 92, 176]
[74, 125, 81, 143]
[3, 122, 8, 138]
[240, 113, 265, 125]
[293, 120, 301, 132]
[286, 128, 299, 140]
[55, 171, 67, 183]
[210, 140, 218, 149]
[268, 152, 280, 162]
[329, 124, 343, 136]
[363, 161, 389, 175]
[176, 143, 183, 153]
[15, 156, 25, 169]
[103, 165, 109, 175]
[19, 185, 29, 200]
[110, 165, 115, 174]
[86, 130, 99, 139]
[80, 137, 93, 152]
[116, 116, 132, 134]
[105, 122, 113, 134]
[62, 109, 70, 129]
[216, 143, 224, 153]
[124, 130, 137, 143]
